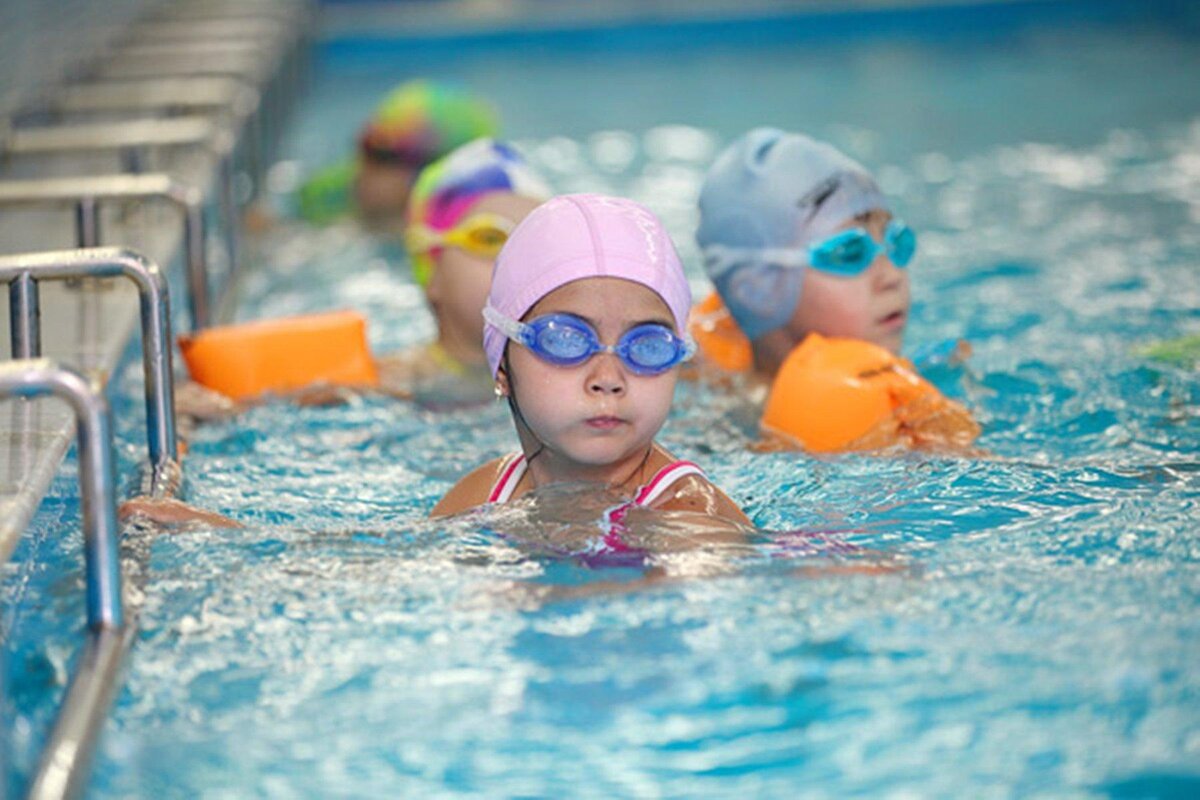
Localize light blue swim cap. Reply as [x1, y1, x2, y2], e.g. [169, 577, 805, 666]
[696, 128, 889, 340]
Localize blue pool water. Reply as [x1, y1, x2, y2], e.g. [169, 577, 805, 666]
[5, 7, 1200, 797]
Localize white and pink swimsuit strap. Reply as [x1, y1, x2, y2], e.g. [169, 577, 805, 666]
[486, 455, 704, 506]
[487, 453, 528, 503]
[632, 460, 705, 507]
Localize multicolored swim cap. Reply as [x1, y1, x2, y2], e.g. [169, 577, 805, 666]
[696, 128, 889, 340]
[405, 138, 551, 286]
[358, 80, 499, 167]
[484, 194, 693, 377]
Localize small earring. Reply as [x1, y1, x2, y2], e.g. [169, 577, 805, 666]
[493, 384, 504, 398]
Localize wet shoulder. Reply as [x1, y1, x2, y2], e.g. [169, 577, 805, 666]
[645, 453, 751, 527]
[429, 455, 512, 517]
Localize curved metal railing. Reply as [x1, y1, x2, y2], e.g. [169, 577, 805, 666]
[0, 359, 131, 800]
[0, 174, 212, 330]
[0, 247, 178, 472]
[0, 2, 313, 796]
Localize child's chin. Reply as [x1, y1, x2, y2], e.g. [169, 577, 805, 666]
[874, 328, 906, 355]
[563, 439, 644, 468]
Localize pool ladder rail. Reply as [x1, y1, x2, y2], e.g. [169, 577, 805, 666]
[1, 116, 240, 326]
[0, 2, 315, 796]
[0, 359, 132, 800]
[0, 171, 218, 331]
[2, 247, 179, 470]
[0, 246, 183, 800]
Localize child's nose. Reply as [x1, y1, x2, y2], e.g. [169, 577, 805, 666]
[870, 253, 906, 290]
[587, 352, 627, 396]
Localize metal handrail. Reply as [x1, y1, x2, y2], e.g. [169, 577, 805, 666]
[128, 18, 299, 42]
[115, 39, 282, 59]
[2, 116, 241, 279]
[153, 1, 311, 24]
[0, 174, 212, 330]
[97, 49, 274, 83]
[0, 361, 123, 627]
[5, 116, 217, 154]
[0, 247, 178, 471]
[0, 359, 132, 800]
[51, 77, 260, 129]
[47, 79, 263, 188]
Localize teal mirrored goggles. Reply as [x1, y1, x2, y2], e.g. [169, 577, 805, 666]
[705, 219, 916, 279]
[484, 306, 695, 375]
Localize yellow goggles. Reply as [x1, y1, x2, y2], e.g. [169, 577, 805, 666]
[404, 212, 514, 260]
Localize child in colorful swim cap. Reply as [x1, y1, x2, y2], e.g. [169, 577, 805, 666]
[432, 194, 749, 534]
[693, 128, 979, 453]
[295, 80, 498, 231]
[375, 138, 551, 406]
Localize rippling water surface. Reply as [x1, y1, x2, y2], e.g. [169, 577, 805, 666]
[5, 14, 1200, 798]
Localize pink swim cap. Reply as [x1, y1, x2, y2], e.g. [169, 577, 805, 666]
[483, 193, 692, 377]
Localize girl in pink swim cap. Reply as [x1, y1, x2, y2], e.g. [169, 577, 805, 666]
[431, 194, 749, 536]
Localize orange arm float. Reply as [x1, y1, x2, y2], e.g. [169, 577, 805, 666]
[178, 310, 380, 401]
[761, 333, 980, 453]
[687, 291, 753, 373]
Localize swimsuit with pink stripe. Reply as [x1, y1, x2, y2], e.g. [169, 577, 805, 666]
[487, 453, 706, 561]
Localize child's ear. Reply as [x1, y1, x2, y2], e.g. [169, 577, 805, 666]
[494, 366, 510, 398]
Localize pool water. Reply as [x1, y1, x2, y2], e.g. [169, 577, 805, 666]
[6, 9, 1200, 797]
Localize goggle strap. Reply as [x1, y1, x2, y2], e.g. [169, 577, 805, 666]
[482, 305, 530, 345]
[703, 244, 810, 277]
[404, 224, 441, 254]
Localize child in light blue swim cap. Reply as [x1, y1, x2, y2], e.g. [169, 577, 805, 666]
[696, 127, 916, 378]
[694, 129, 979, 453]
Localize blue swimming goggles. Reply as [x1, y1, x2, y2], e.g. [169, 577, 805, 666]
[705, 219, 917, 279]
[483, 306, 696, 375]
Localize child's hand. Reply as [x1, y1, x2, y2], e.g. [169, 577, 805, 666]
[118, 496, 241, 529]
[174, 380, 241, 421]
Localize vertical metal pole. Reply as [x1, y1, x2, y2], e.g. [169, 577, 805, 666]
[0, 362, 121, 629]
[182, 197, 210, 330]
[119, 145, 146, 175]
[120, 250, 178, 467]
[75, 196, 101, 247]
[72, 376, 122, 631]
[218, 146, 239, 277]
[9, 272, 41, 358]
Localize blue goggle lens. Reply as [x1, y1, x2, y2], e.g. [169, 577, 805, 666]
[886, 220, 916, 267]
[809, 220, 917, 276]
[532, 318, 594, 364]
[619, 325, 685, 372]
[521, 315, 689, 375]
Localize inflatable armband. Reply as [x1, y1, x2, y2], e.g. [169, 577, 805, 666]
[762, 333, 980, 452]
[179, 310, 379, 401]
[688, 291, 753, 373]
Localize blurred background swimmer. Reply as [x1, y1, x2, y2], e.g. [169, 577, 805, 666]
[175, 139, 550, 422]
[379, 138, 552, 405]
[279, 79, 498, 232]
[433, 193, 750, 551]
[692, 127, 979, 453]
